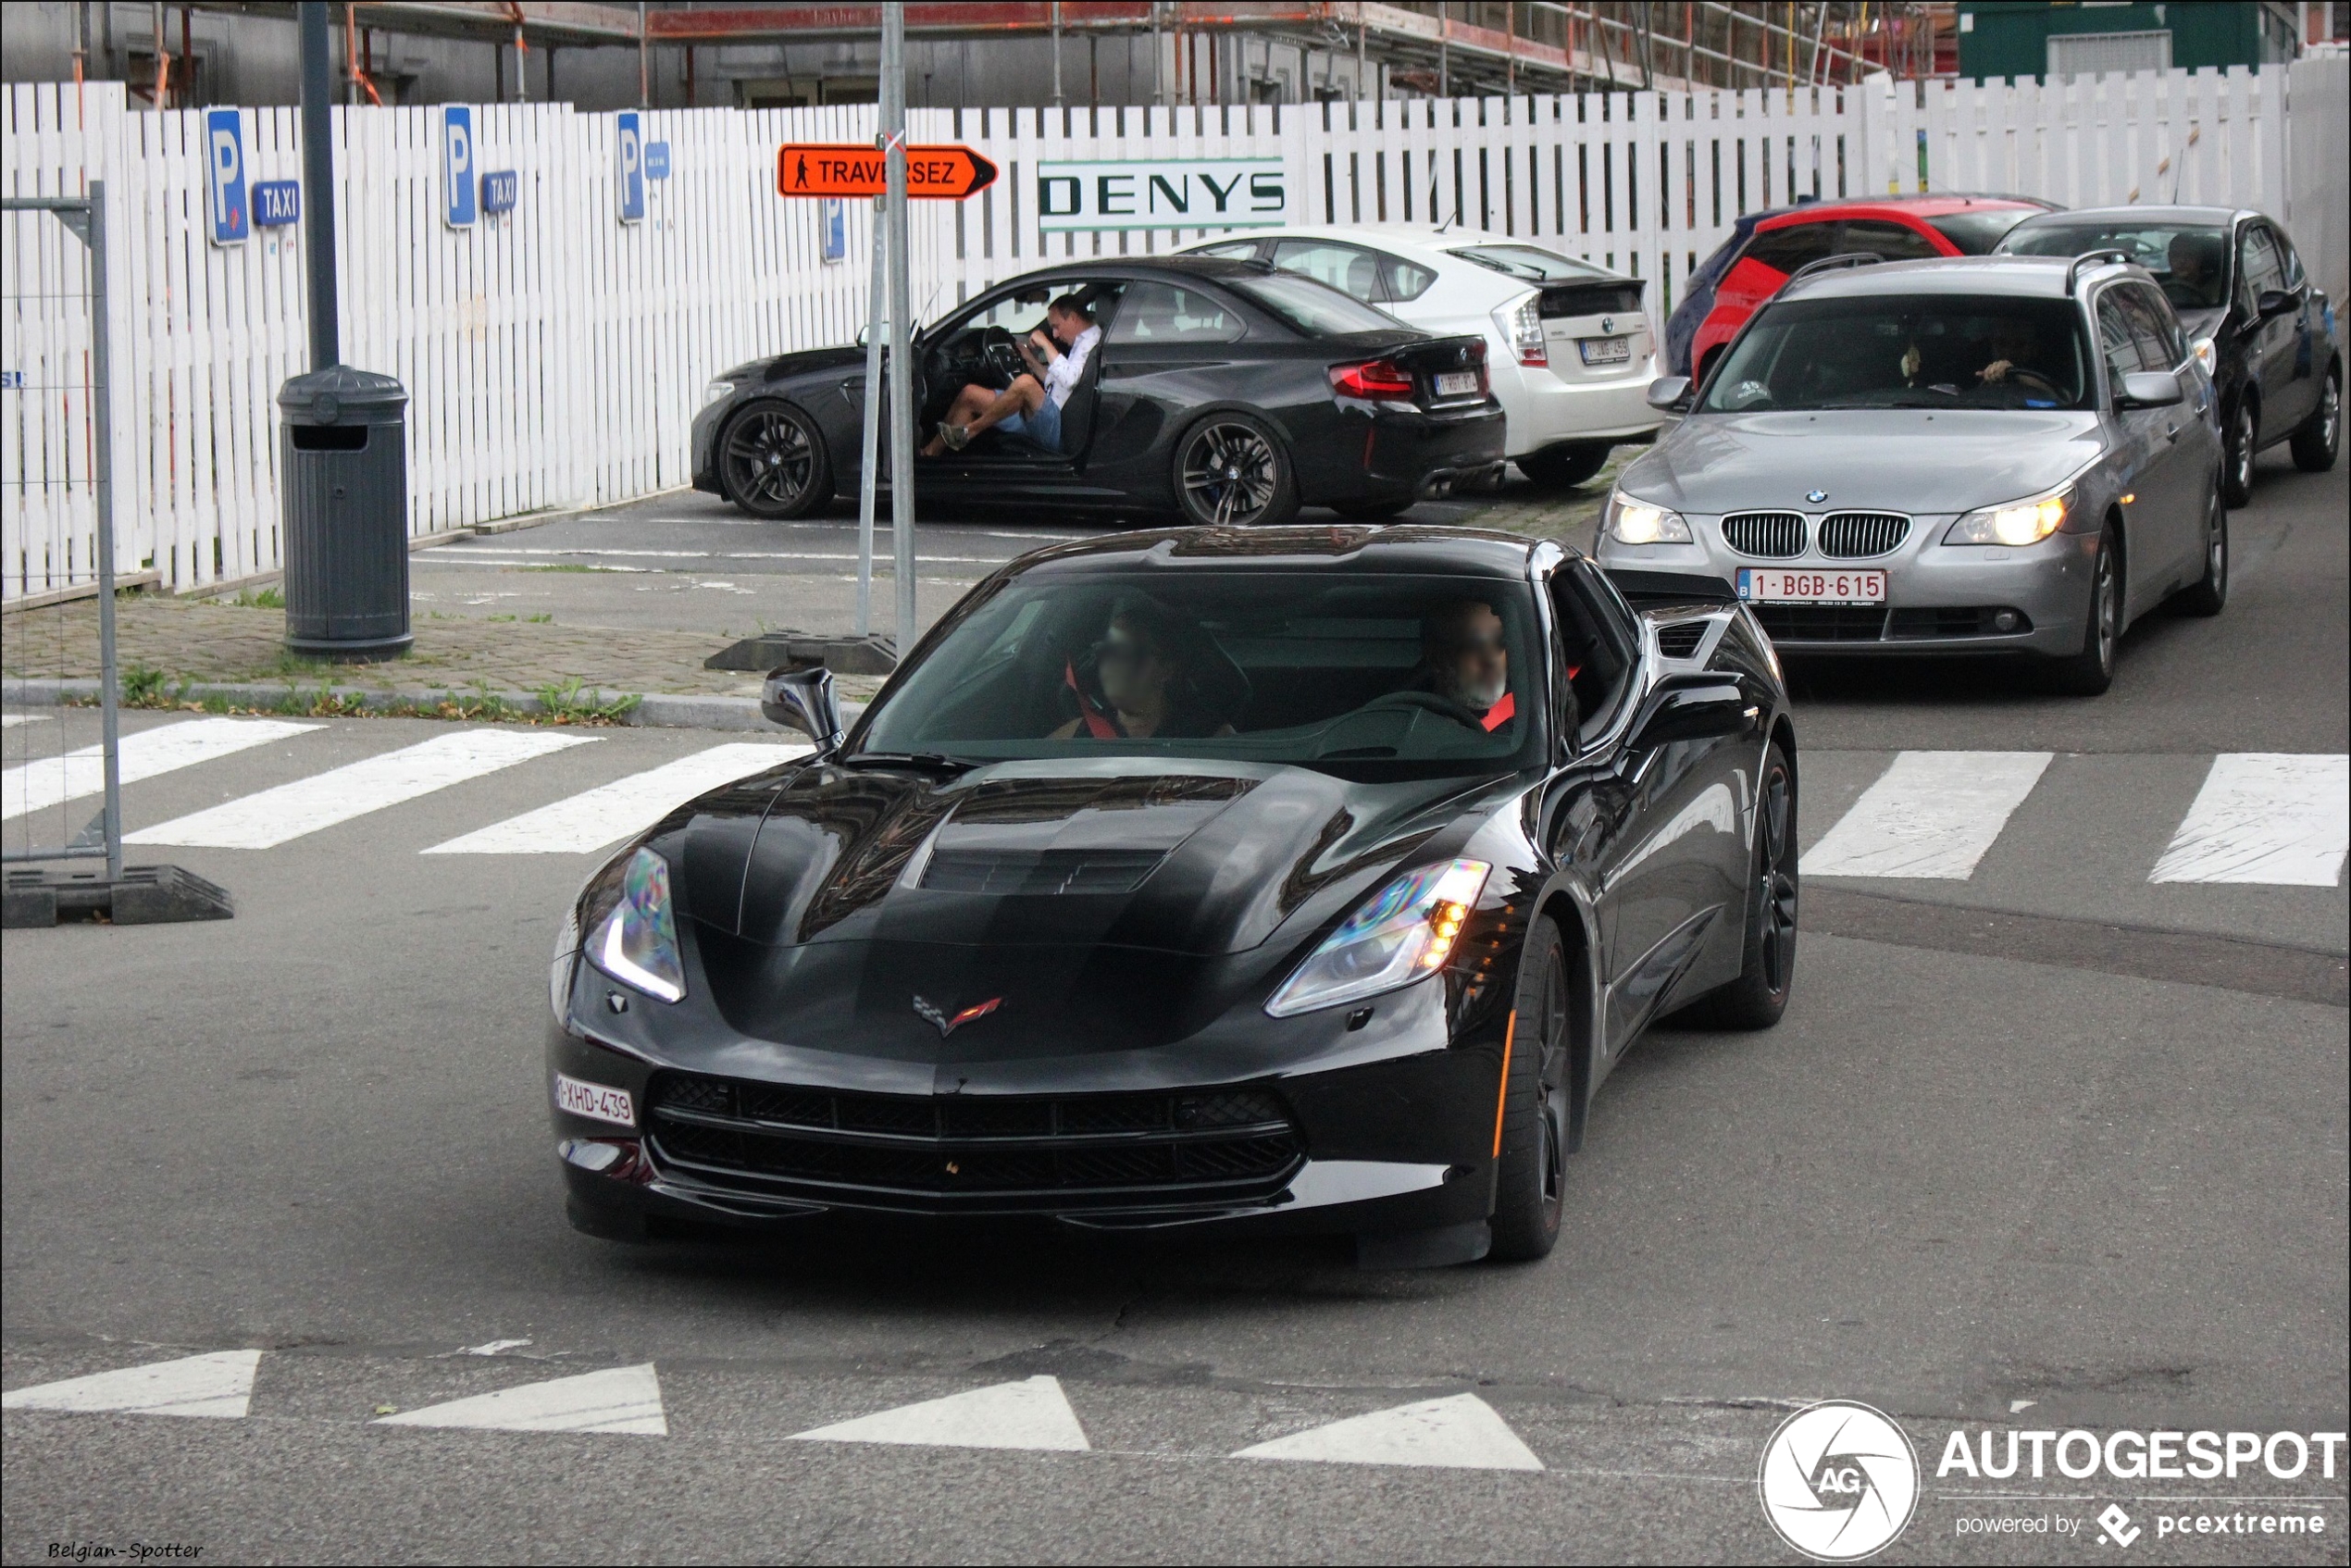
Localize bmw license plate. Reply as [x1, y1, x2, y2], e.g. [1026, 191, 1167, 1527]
[1578, 336, 1631, 366]
[1738, 568, 1886, 604]
[1434, 370, 1480, 397]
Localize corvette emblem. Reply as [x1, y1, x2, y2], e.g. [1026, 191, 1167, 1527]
[1806, 489, 1828, 504]
[914, 994, 1001, 1038]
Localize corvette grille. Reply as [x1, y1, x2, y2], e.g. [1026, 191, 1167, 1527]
[1817, 512, 1910, 558]
[1721, 511, 1805, 558]
[644, 1072, 1304, 1209]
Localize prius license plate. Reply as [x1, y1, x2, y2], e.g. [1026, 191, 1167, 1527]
[1738, 568, 1886, 604]
[1434, 370, 1480, 397]
[1578, 336, 1631, 366]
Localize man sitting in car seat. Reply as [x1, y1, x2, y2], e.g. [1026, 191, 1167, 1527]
[923, 295, 1101, 458]
[1418, 600, 1516, 731]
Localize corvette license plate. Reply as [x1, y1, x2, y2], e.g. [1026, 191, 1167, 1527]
[554, 1074, 636, 1128]
[1434, 370, 1480, 397]
[1578, 336, 1631, 366]
[1737, 568, 1886, 604]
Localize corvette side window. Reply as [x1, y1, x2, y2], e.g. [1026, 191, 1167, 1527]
[1551, 564, 1636, 740]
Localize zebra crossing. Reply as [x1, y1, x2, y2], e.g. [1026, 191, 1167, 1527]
[2, 1349, 1549, 1472]
[4, 713, 2346, 889]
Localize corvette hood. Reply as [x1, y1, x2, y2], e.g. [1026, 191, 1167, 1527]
[1622, 409, 2106, 516]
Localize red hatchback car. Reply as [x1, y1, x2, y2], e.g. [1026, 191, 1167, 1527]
[1665, 195, 2056, 385]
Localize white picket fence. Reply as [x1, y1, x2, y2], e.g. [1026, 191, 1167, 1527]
[3, 61, 2344, 604]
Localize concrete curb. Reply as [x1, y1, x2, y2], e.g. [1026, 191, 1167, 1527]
[1, 676, 855, 733]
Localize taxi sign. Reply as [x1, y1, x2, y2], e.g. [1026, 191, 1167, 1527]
[776, 143, 997, 200]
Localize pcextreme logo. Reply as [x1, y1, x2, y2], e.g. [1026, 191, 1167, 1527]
[1758, 1400, 1922, 1562]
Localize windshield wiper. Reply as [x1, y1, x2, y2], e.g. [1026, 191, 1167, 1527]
[840, 751, 978, 774]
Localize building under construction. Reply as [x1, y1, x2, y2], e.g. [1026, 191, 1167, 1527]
[3, 3, 1959, 113]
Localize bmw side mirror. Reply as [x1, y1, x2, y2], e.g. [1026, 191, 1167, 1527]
[2115, 370, 2184, 410]
[2256, 288, 2300, 319]
[1646, 375, 1693, 412]
[1629, 675, 1750, 752]
[763, 663, 844, 753]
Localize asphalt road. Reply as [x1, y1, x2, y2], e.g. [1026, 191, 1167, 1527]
[3, 446, 2345, 1564]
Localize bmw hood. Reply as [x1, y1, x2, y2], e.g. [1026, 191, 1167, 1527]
[1622, 409, 2106, 516]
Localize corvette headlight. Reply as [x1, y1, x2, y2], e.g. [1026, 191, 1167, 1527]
[1264, 858, 1490, 1018]
[1944, 486, 2071, 546]
[701, 379, 737, 410]
[1605, 492, 1693, 545]
[583, 847, 685, 1003]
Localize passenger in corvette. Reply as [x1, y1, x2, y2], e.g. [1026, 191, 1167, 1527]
[923, 296, 1100, 457]
[1051, 598, 1237, 740]
[1417, 600, 1516, 731]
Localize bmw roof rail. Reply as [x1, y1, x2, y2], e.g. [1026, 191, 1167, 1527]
[1788, 252, 1885, 282]
[2066, 249, 2134, 292]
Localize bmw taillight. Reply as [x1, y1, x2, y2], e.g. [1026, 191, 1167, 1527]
[1499, 292, 1547, 366]
[1328, 358, 1418, 403]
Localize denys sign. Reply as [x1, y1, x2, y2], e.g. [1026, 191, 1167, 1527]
[1034, 158, 1287, 232]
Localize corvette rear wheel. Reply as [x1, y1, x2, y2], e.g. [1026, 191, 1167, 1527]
[722, 400, 831, 519]
[1678, 744, 1797, 1029]
[1175, 415, 1299, 528]
[1489, 914, 1571, 1262]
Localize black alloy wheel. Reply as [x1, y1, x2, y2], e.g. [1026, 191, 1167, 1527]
[2291, 365, 2342, 472]
[2047, 524, 2121, 695]
[1679, 744, 1798, 1029]
[2174, 484, 2229, 616]
[1175, 415, 1300, 528]
[722, 401, 831, 519]
[2223, 399, 2258, 507]
[1516, 444, 1611, 492]
[1489, 914, 1571, 1262]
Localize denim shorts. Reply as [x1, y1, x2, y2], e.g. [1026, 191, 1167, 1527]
[998, 393, 1064, 453]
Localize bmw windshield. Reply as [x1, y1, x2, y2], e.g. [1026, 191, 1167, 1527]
[1700, 295, 2095, 412]
[855, 570, 1547, 781]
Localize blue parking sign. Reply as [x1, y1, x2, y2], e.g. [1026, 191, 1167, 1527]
[443, 106, 478, 229]
[616, 112, 646, 223]
[644, 142, 670, 180]
[204, 108, 248, 245]
[821, 197, 847, 263]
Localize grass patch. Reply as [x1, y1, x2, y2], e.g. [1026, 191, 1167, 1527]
[223, 585, 285, 609]
[97, 671, 637, 726]
[526, 613, 553, 623]
[533, 678, 641, 724]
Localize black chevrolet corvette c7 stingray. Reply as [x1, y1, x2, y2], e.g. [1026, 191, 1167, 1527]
[546, 529, 1798, 1267]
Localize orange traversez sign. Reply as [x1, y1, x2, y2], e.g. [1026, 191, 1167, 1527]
[775, 143, 998, 200]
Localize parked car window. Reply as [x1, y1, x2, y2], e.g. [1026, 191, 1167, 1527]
[2277, 230, 2307, 288]
[2114, 285, 2183, 370]
[1700, 294, 2094, 411]
[953, 286, 1058, 335]
[1226, 272, 1404, 336]
[2239, 225, 2286, 305]
[1381, 255, 1439, 302]
[1271, 240, 1384, 303]
[1923, 208, 2036, 255]
[1189, 241, 1263, 261]
[1110, 280, 1247, 343]
[2096, 292, 2142, 386]
[1449, 243, 1612, 283]
[1837, 219, 1943, 262]
[1737, 220, 1838, 278]
[1997, 220, 2233, 311]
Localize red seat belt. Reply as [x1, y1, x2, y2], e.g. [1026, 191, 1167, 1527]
[1481, 691, 1517, 732]
[1064, 658, 1121, 739]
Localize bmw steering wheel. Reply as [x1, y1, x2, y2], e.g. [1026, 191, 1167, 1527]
[979, 328, 1027, 387]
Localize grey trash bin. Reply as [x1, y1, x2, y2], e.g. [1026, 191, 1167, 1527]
[279, 365, 412, 659]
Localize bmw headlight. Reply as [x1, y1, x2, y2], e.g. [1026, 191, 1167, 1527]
[1944, 485, 2072, 546]
[701, 379, 737, 411]
[582, 847, 686, 1003]
[1604, 491, 1693, 545]
[1264, 858, 1490, 1018]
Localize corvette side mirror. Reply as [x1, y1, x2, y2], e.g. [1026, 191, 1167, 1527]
[1628, 675, 1750, 752]
[763, 663, 844, 753]
[1646, 375, 1693, 412]
[2115, 370, 2184, 410]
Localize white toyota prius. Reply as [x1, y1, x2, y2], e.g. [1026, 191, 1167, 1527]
[1180, 224, 1664, 489]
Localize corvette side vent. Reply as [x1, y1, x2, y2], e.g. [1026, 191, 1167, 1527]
[1721, 511, 1805, 558]
[1655, 620, 1710, 659]
[921, 847, 1166, 895]
[1817, 512, 1910, 558]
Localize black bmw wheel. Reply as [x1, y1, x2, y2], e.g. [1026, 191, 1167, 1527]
[2222, 399, 2258, 507]
[2291, 364, 2341, 472]
[2173, 484, 2228, 616]
[721, 401, 831, 519]
[2046, 524, 2120, 696]
[1490, 914, 1571, 1262]
[1175, 415, 1299, 528]
[1678, 744, 1797, 1029]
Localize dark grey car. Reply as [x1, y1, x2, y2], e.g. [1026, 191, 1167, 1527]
[1599, 254, 2228, 694]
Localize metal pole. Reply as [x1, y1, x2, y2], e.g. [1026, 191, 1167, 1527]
[883, 3, 915, 659]
[856, 194, 884, 637]
[1052, 1, 1064, 106]
[638, 0, 649, 108]
[89, 182, 121, 883]
[300, 2, 340, 371]
[1438, 3, 1449, 99]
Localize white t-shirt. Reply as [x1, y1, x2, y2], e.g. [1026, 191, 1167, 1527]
[1043, 326, 1101, 408]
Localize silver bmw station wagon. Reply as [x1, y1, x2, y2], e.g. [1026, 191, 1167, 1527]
[1598, 253, 2227, 694]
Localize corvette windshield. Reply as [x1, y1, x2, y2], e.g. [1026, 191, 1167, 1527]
[855, 570, 1544, 780]
[1699, 294, 2094, 412]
